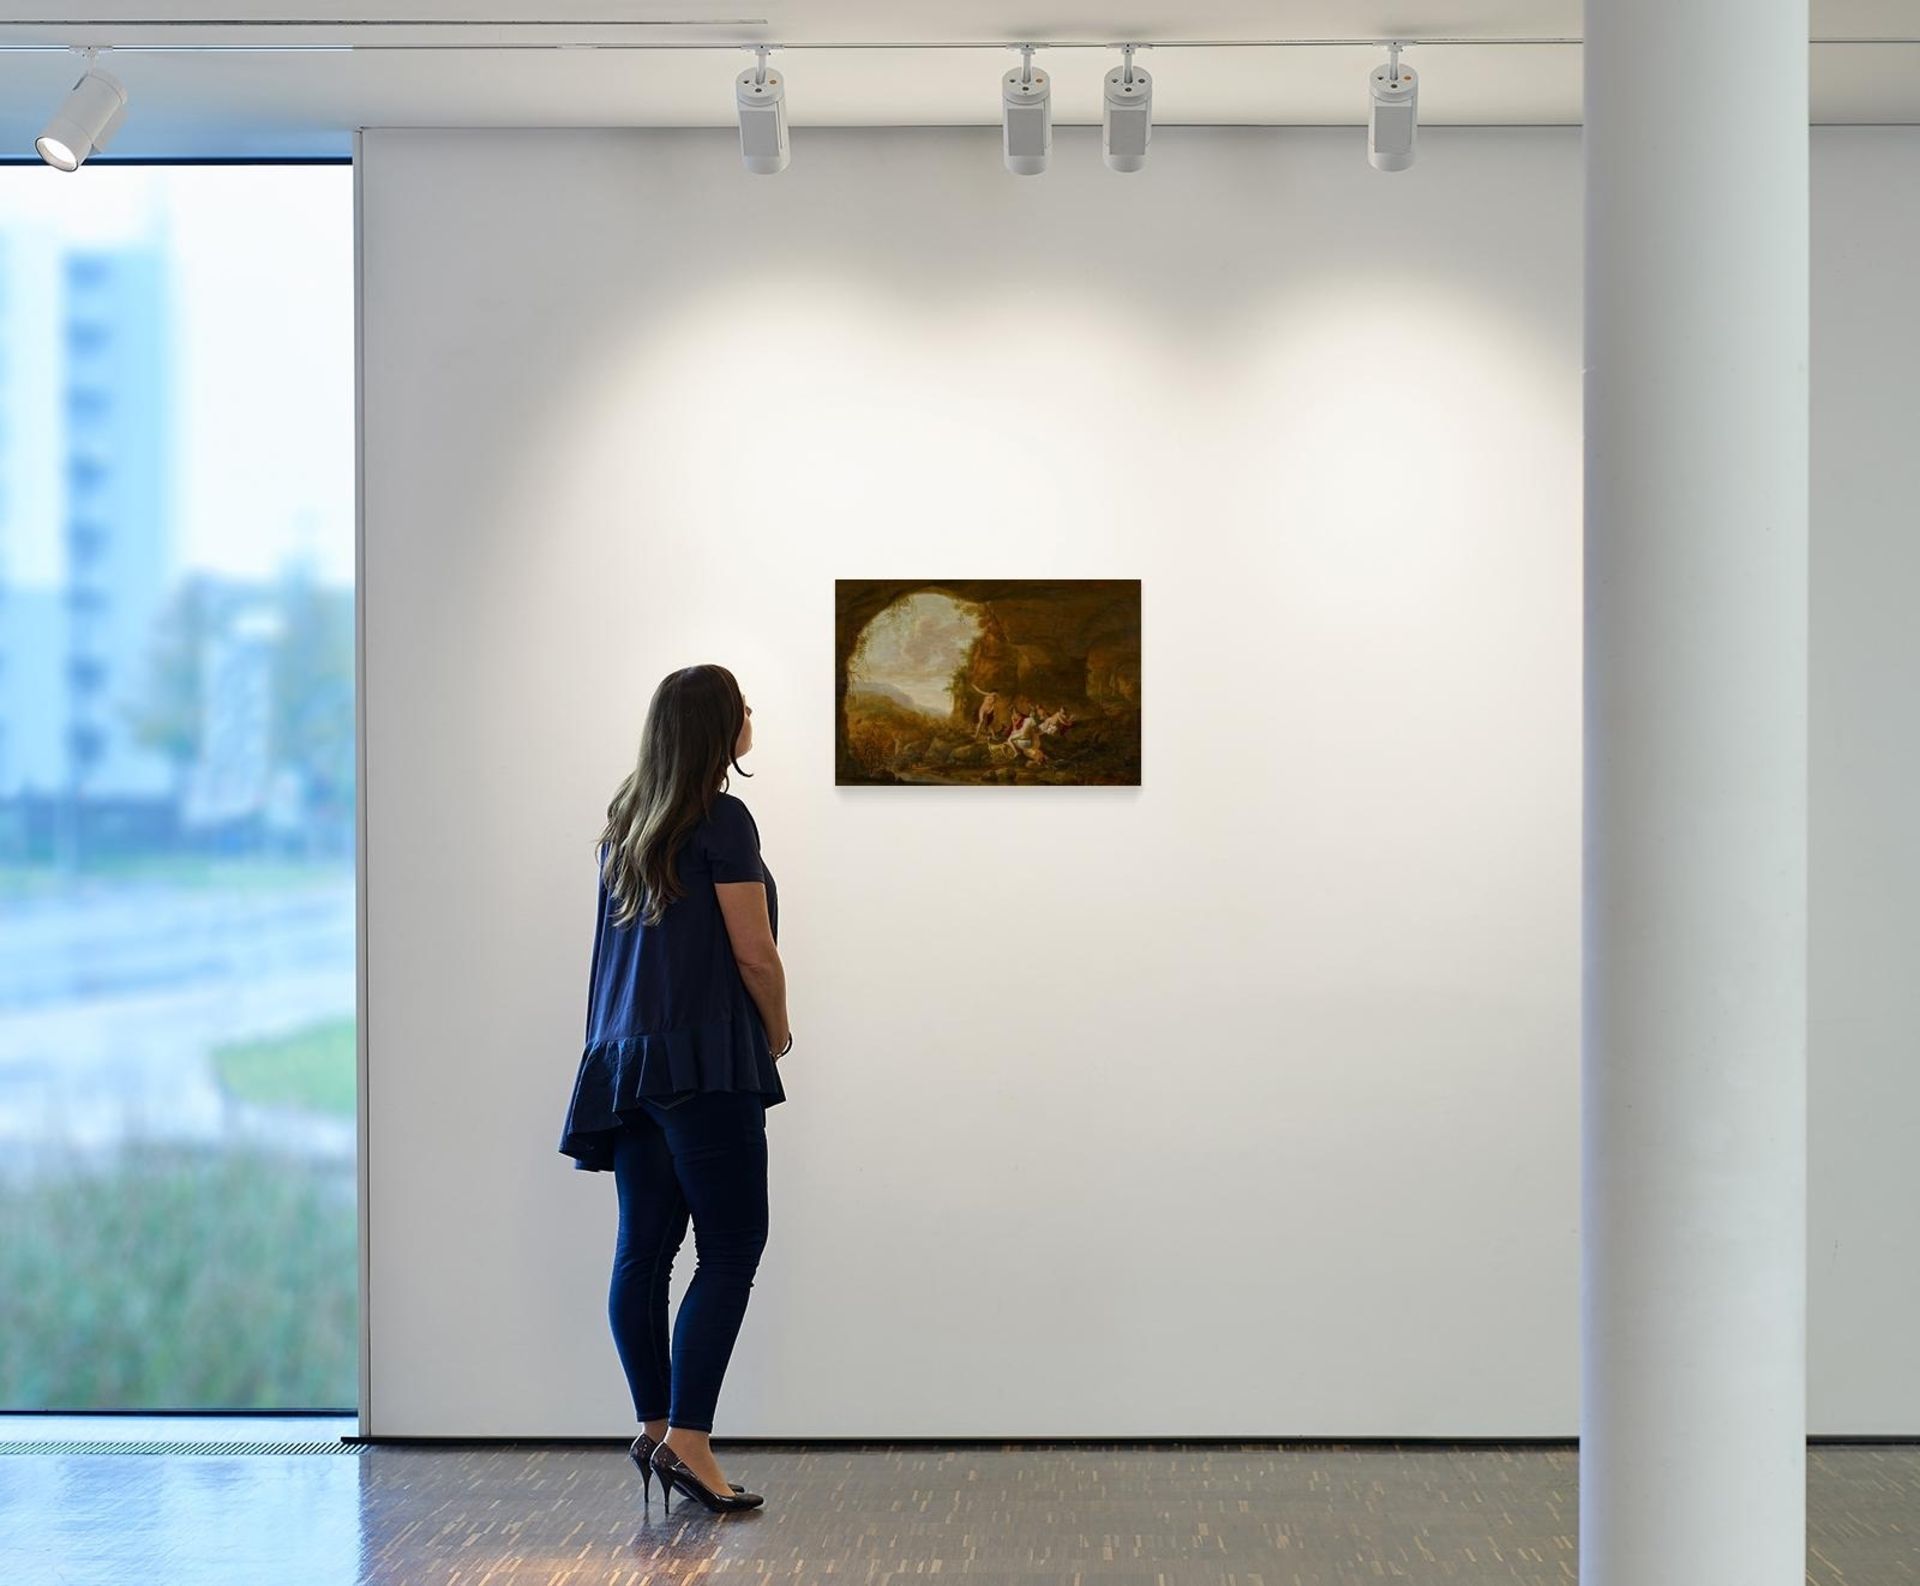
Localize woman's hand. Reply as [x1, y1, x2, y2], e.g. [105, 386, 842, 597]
[768, 1028, 792, 1061]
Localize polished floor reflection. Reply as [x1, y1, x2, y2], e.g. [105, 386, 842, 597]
[2, 1437, 1915, 1585]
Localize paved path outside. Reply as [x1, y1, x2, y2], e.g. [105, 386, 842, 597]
[0, 877, 356, 1163]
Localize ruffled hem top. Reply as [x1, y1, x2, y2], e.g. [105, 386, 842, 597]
[559, 792, 787, 1172]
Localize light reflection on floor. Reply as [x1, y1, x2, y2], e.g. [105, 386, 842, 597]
[1, 1428, 1914, 1586]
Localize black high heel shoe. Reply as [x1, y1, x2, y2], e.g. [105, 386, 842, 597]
[629, 1432, 745, 1503]
[649, 1441, 765, 1513]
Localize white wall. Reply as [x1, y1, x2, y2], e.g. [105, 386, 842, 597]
[1808, 129, 1920, 1435]
[358, 125, 1918, 1438]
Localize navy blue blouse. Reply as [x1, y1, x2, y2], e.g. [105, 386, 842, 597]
[558, 792, 787, 1171]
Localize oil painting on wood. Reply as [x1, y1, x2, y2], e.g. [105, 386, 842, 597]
[835, 579, 1142, 786]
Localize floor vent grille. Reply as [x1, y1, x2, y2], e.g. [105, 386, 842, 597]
[0, 1439, 360, 1456]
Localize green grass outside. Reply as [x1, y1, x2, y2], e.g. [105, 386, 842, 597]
[0, 1145, 359, 1409]
[213, 1018, 358, 1118]
[0, 854, 351, 902]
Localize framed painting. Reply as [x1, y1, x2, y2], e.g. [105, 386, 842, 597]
[834, 579, 1141, 786]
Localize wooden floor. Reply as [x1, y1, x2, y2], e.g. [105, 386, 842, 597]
[2, 1439, 1915, 1585]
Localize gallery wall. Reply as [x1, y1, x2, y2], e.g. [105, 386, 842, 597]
[1807, 129, 1920, 1434]
[357, 125, 1919, 1437]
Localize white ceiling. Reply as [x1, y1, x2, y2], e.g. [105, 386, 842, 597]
[1, 2, 1917, 158]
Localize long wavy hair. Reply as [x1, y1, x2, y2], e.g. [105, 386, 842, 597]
[597, 664, 750, 927]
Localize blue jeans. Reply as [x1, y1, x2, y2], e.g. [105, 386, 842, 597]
[608, 1090, 770, 1433]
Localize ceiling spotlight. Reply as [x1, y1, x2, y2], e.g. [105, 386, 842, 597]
[1103, 44, 1152, 173]
[1002, 45, 1050, 175]
[1368, 42, 1417, 173]
[735, 45, 789, 174]
[37, 52, 127, 172]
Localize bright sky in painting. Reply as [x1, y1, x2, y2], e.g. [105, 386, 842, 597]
[849, 591, 985, 716]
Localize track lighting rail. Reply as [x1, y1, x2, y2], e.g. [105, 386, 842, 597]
[3, 29, 1919, 56]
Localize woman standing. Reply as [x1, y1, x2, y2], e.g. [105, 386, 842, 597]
[559, 663, 790, 1515]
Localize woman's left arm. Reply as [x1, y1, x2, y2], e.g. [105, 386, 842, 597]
[716, 880, 791, 1057]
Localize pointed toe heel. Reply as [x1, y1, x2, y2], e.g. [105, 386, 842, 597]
[632, 1431, 744, 1503]
[648, 1444, 765, 1513]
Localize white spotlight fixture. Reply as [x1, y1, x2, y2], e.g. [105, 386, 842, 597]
[1002, 45, 1050, 175]
[1367, 42, 1418, 173]
[1102, 44, 1152, 172]
[37, 51, 127, 172]
[735, 44, 789, 174]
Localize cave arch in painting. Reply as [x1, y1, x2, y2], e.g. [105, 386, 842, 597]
[834, 579, 1142, 786]
[847, 590, 998, 721]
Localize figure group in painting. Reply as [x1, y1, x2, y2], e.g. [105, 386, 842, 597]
[970, 688, 1077, 766]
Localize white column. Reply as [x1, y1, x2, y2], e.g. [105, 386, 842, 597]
[1582, 3, 1808, 1584]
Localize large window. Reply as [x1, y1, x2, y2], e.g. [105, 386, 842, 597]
[0, 165, 356, 1409]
